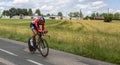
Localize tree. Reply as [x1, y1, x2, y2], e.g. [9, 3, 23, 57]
[73, 12, 80, 17]
[96, 12, 99, 16]
[58, 12, 63, 19]
[68, 12, 80, 17]
[2, 10, 6, 16]
[58, 12, 63, 17]
[22, 9, 28, 15]
[114, 13, 120, 20]
[4, 10, 10, 16]
[28, 8, 33, 16]
[68, 12, 73, 17]
[91, 13, 96, 19]
[16, 8, 28, 16]
[35, 9, 41, 16]
[84, 16, 90, 20]
[104, 14, 113, 22]
[80, 10, 83, 19]
[46, 13, 50, 16]
[9, 8, 17, 18]
[100, 13, 107, 17]
[3, 8, 29, 18]
[16, 8, 22, 15]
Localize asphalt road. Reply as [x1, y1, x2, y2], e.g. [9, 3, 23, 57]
[0, 38, 116, 65]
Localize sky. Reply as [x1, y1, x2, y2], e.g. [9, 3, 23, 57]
[0, 0, 120, 16]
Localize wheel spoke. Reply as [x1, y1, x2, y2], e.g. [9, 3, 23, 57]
[38, 39, 49, 57]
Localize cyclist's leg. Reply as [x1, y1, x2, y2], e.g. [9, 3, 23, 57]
[32, 29, 37, 39]
[30, 23, 38, 47]
[30, 23, 38, 39]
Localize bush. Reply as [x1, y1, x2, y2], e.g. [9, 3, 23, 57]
[104, 14, 113, 22]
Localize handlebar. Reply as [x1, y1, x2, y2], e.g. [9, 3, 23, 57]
[38, 31, 50, 38]
[41, 30, 48, 34]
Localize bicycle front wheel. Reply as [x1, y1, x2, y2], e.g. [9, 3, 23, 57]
[38, 39, 49, 57]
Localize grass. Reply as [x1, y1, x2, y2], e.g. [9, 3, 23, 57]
[0, 19, 120, 64]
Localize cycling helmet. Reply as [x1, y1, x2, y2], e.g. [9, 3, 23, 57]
[40, 16, 45, 25]
[41, 17, 45, 23]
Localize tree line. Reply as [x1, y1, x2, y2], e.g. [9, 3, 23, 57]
[84, 12, 120, 20]
[68, 11, 120, 20]
[2, 8, 41, 18]
[1, 7, 64, 18]
[68, 10, 83, 18]
[1, 7, 120, 20]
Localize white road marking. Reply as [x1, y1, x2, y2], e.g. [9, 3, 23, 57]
[0, 48, 18, 56]
[0, 57, 16, 65]
[27, 59, 43, 65]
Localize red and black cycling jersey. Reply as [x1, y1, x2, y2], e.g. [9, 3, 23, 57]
[32, 18, 45, 32]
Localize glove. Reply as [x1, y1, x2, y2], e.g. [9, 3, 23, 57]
[42, 30, 48, 34]
[44, 30, 48, 33]
[38, 30, 48, 34]
[38, 30, 42, 33]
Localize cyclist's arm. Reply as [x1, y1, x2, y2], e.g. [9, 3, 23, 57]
[42, 23, 45, 31]
[42, 23, 48, 33]
[34, 20, 41, 32]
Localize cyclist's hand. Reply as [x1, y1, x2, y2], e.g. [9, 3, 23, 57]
[38, 30, 48, 34]
[44, 30, 48, 33]
[38, 30, 42, 33]
[42, 30, 48, 34]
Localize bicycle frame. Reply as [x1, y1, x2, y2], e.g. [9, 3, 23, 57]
[28, 32, 49, 57]
[38, 33, 50, 39]
[37, 33, 50, 44]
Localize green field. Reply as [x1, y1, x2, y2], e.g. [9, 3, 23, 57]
[0, 19, 120, 64]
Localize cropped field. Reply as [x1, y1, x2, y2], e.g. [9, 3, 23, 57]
[0, 19, 120, 64]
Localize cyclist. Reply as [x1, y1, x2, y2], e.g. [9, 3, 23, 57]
[30, 16, 47, 47]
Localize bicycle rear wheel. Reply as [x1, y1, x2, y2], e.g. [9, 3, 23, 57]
[28, 37, 36, 53]
[38, 39, 49, 57]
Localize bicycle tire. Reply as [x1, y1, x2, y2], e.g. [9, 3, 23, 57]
[28, 37, 36, 53]
[38, 38, 49, 57]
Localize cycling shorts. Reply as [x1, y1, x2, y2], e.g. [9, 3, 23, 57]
[30, 23, 36, 30]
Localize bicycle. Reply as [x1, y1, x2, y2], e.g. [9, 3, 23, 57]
[28, 31, 49, 57]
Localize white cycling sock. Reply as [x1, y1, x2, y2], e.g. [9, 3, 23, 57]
[30, 38, 33, 46]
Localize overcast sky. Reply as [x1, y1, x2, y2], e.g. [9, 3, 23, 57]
[0, 0, 120, 16]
